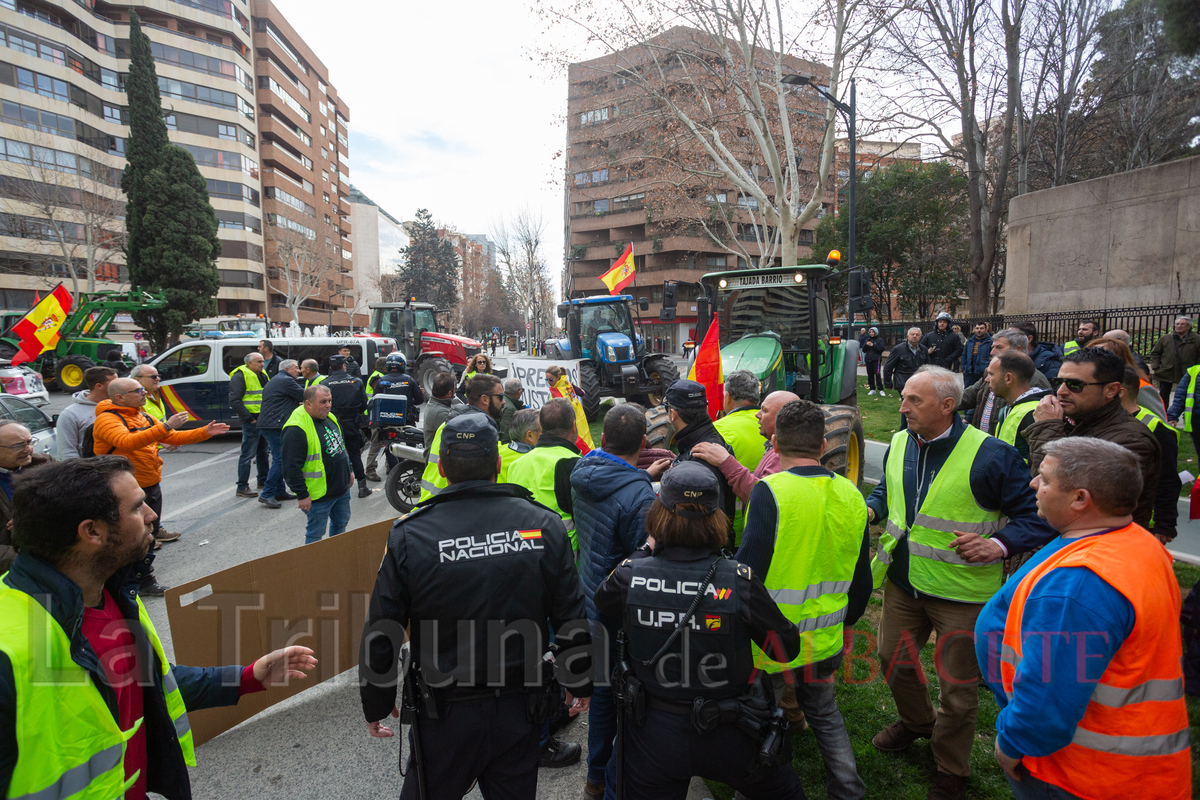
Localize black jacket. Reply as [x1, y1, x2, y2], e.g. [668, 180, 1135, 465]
[325, 368, 368, 418]
[883, 342, 929, 391]
[257, 372, 305, 430]
[860, 334, 885, 363]
[0, 554, 243, 800]
[375, 369, 425, 425]
[263, 353, 281, 379]
[359, 482, 591, 723]
[920, 325, 962, 368]
[672, 418, 737, 544]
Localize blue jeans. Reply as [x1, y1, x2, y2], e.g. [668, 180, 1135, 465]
[237, 420, 270, 490]
[303, 488, 352, 544]
[260, 429, 285, 499]
[1007, 769, 1084, 800]
[773, 652, 865, 800]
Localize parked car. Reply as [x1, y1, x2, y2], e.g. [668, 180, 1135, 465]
[0, 360, 49, 406]
[0, 394, 56, 457]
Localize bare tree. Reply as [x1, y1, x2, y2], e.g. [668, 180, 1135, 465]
[493, 208, 555, 345]
[538, 0, 901, 268]
[266, 217, 341, 327]
[343, 288, 372, 335]
[0, 134, 126, 295]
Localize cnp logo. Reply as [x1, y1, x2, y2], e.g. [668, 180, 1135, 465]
[684, 490, 703, 498]
[456, 433, 475, 439]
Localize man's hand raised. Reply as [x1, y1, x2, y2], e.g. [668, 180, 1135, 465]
[205, 421, 230, 436]
[252, 645, 317, 686]
[165, 412, 189, 430]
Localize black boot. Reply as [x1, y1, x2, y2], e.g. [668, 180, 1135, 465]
[358, 479, 371, 498]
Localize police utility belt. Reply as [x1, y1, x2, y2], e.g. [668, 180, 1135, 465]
[613, 556, 789, 770]
[403, 646, 562, 725]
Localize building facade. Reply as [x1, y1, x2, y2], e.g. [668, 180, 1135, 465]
[347, 183, 406, 310]
[0, 0, 265, 315]
[564, 26, 831, 352]
[251, 0, 357, 330]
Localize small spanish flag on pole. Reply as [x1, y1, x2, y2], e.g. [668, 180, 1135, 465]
[11, 284, 72, 366]
[598, 243, 636, 295]
[688, 318, 724, 421]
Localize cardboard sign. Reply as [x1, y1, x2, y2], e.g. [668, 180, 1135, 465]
[507, 358, 584, 410]
[165, 519, 393, 745]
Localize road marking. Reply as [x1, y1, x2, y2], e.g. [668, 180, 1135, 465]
[161, 488, 245, 522]
[162, 448, 240, 480]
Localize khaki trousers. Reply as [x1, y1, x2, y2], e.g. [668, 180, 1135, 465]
[877, 579, 984, 777]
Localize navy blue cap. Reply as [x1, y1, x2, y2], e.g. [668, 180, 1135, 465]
[328, 354, 347, 367]
[440, 413, 499, 457]
[664, 379, 708, 410]
[658, 461, 720, 518]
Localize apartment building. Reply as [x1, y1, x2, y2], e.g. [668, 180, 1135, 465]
[347, 183, 406, 309]
[564, 26, 831, 351]
[251, 0, 357, 330]
[0, 0, 265, 314]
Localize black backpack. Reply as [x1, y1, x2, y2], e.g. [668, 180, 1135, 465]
[80, 409, 154, 458]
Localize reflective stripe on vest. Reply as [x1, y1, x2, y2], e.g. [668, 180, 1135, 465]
[1000, 523, 1191, 798]
[870, 427, 1006, 603]
[232, 365, 264, 413]
[505, 444, 578, 550]
[1136, 407, 1179, 440]
[996, 398, 1039, 447]
[1181, 366, 1199, 432]
[0, 588, 194, 800]
[1063, 341, 1081, 357]
[282, 406, 341, 500]
[498, 442, 530, 483]
[752, 470, 865, 670]
[419, 423, 448, 502]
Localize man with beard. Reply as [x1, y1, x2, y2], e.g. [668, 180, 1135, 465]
[418, 373, 504, 502]
[0, 457, 316, 800]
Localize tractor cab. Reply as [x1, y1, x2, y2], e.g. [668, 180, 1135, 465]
[553, 295, 645, 368]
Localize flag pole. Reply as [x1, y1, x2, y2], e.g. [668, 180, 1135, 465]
[629, 242, 647, 351]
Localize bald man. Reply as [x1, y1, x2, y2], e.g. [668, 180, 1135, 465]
[691, 390, 802, 501]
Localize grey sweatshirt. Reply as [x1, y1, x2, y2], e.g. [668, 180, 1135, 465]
[56, 390, 99, 459]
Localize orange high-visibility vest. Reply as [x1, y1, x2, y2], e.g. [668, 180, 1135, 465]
[1000, 523, 1191, 800]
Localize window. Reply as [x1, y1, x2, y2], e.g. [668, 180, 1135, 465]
[219, 344, 257, 377]
[218, 123, 236, 141]
[613, 193, 645, 210]
[158, 345, 212, 381]
[579, 107, 608, 126]
[320, 125, 326, 138]
[323, 192, 330, 204]
[706, 255, 727, 267]
[266, 213, 316, 239]
[706, 193, 727, 204]
[737, 195, 759, 209]
[0, 397, 50, 433]
[259, 76, 310, 122]
[320, 147, 327, 160]
[594, 199, 609, 213]
[591, 168, 609, 184]
[264, 186, 315, 217]
[103, 105, 123, 124]
[322, 170, 329, 182]
[208, 179, 259, 206]
[216, 210, 260, 233]
[324, 214, 331, 224]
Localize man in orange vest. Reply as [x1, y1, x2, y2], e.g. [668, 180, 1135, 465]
[974, 437, 1191, 800]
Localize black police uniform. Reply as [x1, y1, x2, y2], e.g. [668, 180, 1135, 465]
[324, 361, 369, 484]
[593, 463, 808, 800]
[360, 415, 592, 800]
[375, 368, 425, 426]
[664, 380, 738, 546]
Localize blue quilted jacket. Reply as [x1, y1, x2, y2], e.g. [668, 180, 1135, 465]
[570, 450, 656, 623]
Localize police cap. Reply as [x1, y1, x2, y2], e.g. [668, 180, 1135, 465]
[440, 413, 498, 457]
[328, 354, 347, 368]
[658, 461, 719, 518]
[664, 379, 708, 410]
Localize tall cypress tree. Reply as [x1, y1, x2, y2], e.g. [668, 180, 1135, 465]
[121, 12, 221, 350]
[121, 11, 169, 274]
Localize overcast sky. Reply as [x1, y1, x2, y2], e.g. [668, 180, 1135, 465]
[276, 0, 574, 287]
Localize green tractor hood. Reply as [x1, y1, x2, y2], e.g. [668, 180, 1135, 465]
[720, 333, 782, 380]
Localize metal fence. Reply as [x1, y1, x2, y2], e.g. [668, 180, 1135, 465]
[841, 303, 1200, 357]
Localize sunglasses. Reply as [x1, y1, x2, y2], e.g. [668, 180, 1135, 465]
[1050, 377, 1111, 393]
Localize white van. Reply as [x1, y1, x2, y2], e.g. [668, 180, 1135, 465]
[149, 336, 397, 426]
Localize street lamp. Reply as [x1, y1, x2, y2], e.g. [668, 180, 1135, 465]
[781, 73, 858, 326]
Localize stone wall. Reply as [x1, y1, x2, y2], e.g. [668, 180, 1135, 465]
[1005, 156, 1200, 313]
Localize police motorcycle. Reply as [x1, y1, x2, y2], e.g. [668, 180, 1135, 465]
[366, 391, 424, 513]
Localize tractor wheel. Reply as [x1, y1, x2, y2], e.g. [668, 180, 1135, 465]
[0, 343, 17, 361]
[578, 361, 602, 422]
[820, 404, 865, 488]
[645, 403, 675, 450]
[417, 357, 452, 398]
[384, 459, 424, 514]
[55, 355, 94, 393]
[633, 355, 681, 408]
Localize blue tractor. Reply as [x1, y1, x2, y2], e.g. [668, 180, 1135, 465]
[550, 295, 681, 421]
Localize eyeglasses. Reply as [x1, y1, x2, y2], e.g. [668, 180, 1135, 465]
[0, 439, 34, 450]
[486, 392, 506, 398]
[143, 375, 160, 381]
[119, 387, 147, 396]
[1050, 377, 1111, 393]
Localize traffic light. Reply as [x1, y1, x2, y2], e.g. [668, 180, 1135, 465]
[659, 280, 678, 321]
[849, 269, 874, 313]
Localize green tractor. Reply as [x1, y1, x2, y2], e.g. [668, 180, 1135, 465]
[0, 288, 167, 392]
[650, 262, 867, 486]
[550, 294, 681, 421]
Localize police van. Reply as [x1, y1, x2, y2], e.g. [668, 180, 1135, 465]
[149, 336, 397, 426]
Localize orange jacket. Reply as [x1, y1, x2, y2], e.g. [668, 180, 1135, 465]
[1001, 522, 1191, 800]
[91, 400, 212, 487]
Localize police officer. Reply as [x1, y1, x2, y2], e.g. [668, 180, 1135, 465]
[595, 462, 808, 799]
[362, 356, 390, 481]
[367, 353, 425, 477]
[338, 345, 363, 378]
[360, 414, 592, 799]
[658, 380, 737, 546]
[325, 354, 371, 498]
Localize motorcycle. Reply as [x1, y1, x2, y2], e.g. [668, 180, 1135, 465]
[384, 426, 426, 513]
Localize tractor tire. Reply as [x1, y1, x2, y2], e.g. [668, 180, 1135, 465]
[55, 355, 94, 393]
[0, 343, 17, 361]
[384, 459, 424, 514]
[645, 403, 675, 450]
[417, 357, 452, 398]
[632, 355, 681, 408]
[820, 404, 865, 488]
[579, 361, 602, 422]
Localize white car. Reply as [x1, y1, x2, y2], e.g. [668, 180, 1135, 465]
[0, 361, 49, 406]
[0, 394, 56, 457]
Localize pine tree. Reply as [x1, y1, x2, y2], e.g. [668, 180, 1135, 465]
[121, 11, 169, 274]
[399, 209, 459, 310]
[134, 146, 221, 349]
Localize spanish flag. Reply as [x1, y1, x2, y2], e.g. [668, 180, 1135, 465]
[548, 373, 595, 453]
[688, 320, 724, 421]
[598, 243, 636, 295]
[11, 284, 72, 366]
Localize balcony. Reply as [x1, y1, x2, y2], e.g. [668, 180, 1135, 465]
[261, 139, 312, 174]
